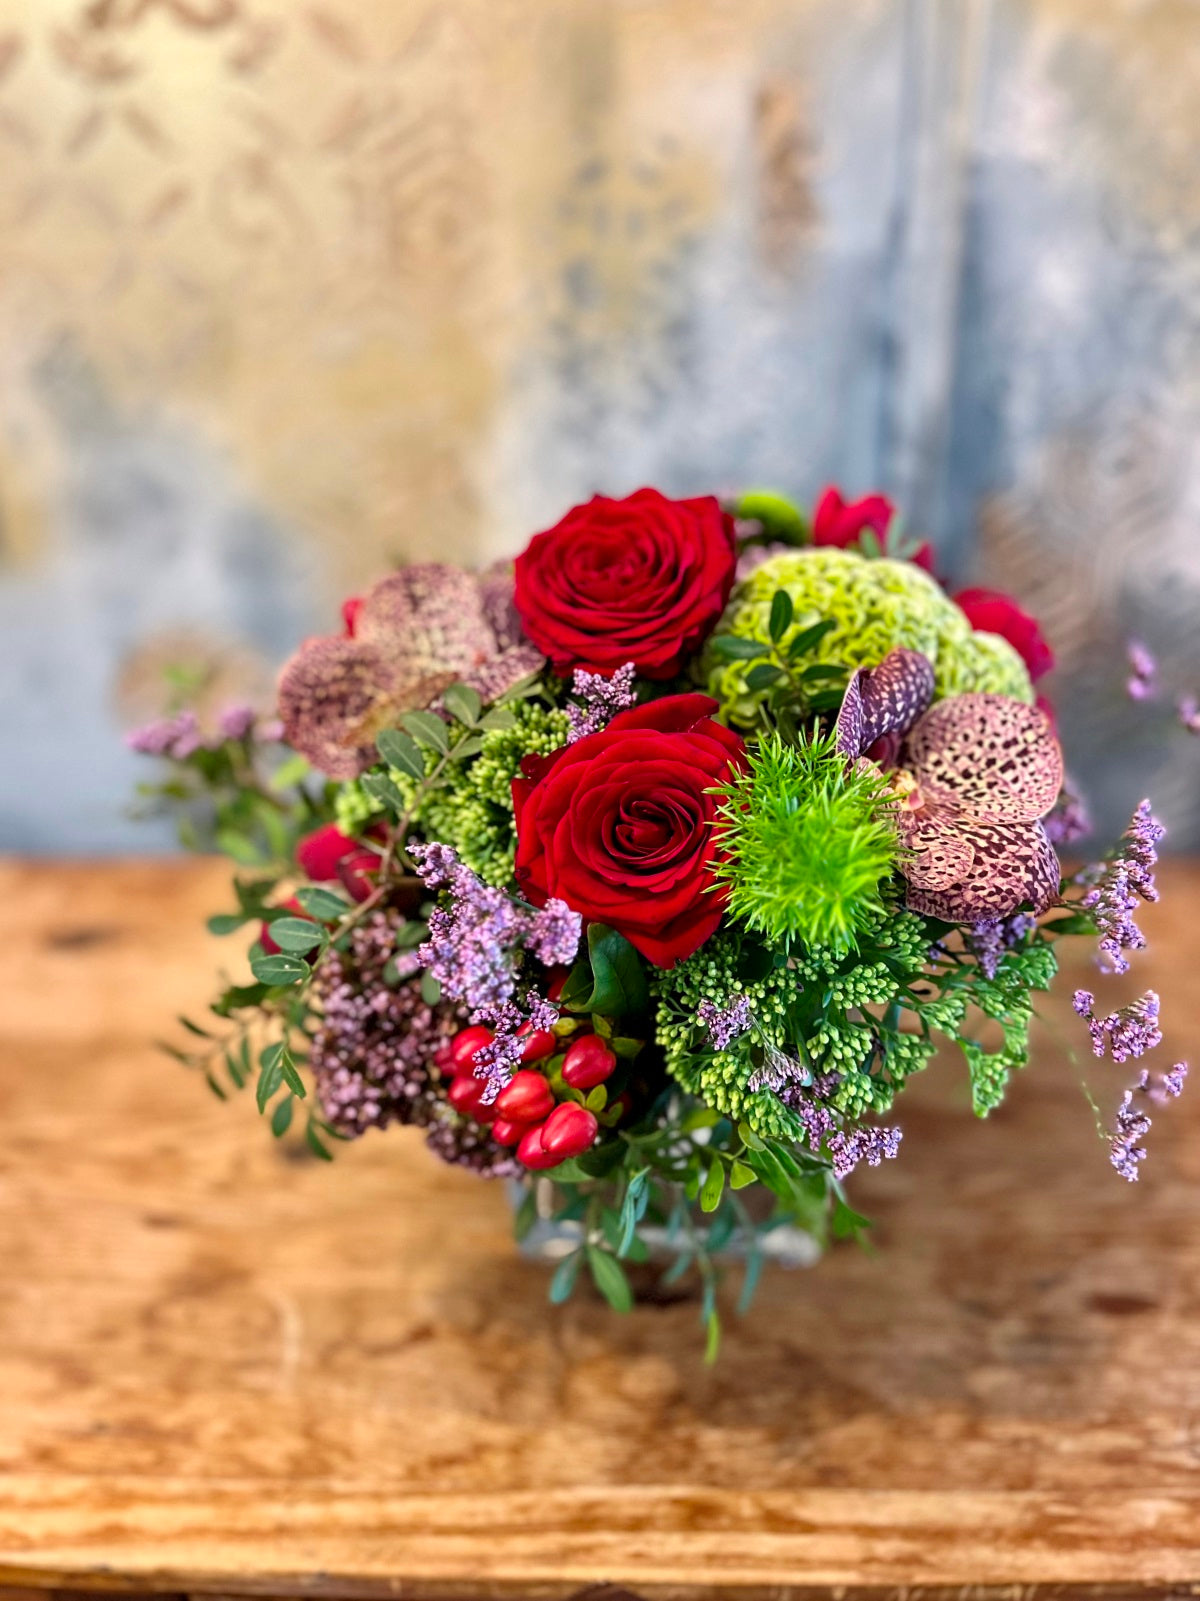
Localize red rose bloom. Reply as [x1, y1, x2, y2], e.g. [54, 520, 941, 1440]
[812, 485, 935, 573]
[512, 694, 744, 968]
[953, 587, 1055, 682]
[513, 489, 737, 679]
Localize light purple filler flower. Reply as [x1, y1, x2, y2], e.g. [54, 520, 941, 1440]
[698, 994, 752, 1051]
[1080, 799, 1164, 974]
[565, 661, 637, 743]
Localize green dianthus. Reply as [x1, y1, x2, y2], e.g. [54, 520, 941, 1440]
[713, 730, 899, 954]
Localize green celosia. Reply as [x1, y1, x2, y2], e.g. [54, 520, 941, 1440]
[713, 730, 898, 954]
[706, 547, 1032, 724]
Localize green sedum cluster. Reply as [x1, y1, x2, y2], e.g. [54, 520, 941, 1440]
[390, 700, 570, 885]
[705, 548, 1033, 724]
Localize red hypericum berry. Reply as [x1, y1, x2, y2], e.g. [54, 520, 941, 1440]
[258, 895, 309, 956]
[494, 1070, 554, 1124]
[491, 1116, 530, 1147]
[518, 1025, 557, 1064]
[561, 1034, 617, 1090]
[338, 847, 382, 903]
[539, 1102, 599, 1160]
[447, 1026, 494, 1075]
[341, 596, 364, 637]
[295, 822, 357, 883]
[516, 1122, 560, 1170]
[447, 1073, 496, 1124]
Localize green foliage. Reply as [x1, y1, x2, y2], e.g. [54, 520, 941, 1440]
[713, 729, 899, 954]
[734, 489, 809, 548]
[705, 547, 1033, 726]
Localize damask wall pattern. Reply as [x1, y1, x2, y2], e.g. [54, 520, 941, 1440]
[0, 0, 1197, 848]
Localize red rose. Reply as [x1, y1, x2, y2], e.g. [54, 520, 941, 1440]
[953, 587, 1055, 682]
[513, 489, 736, 679]
[513, 694, 744, 967]
[812, 485, 935, 573]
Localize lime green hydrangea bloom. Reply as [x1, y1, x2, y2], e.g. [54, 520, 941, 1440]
[395, 702, 571, 886]
[705, 548, 1032, 723]
[333, 779, 383, 837]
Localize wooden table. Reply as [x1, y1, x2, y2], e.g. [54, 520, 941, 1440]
[0, 859, 1198, 1599]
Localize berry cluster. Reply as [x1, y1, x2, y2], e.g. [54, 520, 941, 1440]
[435, 1022, 621, 1171]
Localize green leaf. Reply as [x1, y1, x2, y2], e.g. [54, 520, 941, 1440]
[768, 588, 794, 642]
[177, 1014, 212, 1039]
[1041, 912, 1098, 937]
[744, 662, 783, 691]
[442, 682, 482, 727]
[700, 1159, 726, 1213]
[271, 1095, 294, 1136]
[549, 1250, 582, 1304]
[479, 706, 518, 732]
[737, 1249, 764, 1315]
[256, 1042, 285, 1111]
[580, 924, 649, 1019]
[394, 919, 428, 951]
[707, 633, 765, 662]
[451, 735, 484, 760]
[584, 1084, 607, 1112]
[205, 913, 246, 937]
[279, 1053, 307, 1099]
[832, 1198, 873, 1239]
[734, 489, 808, 546]
[512, 1187, 538, 1242]
[216, 828, 265, 866]
[294, 885, 352, 921]
[704, 1308, 722, 1365]
[400, 710, 451, 754]
[729, 1160, 756, 1190]
[360, 772, 407, 814]
[420, 971, 441, 1006]
[785, 618, 836, 659]
[376, 728, 425, 781]
[268, 752, 310, 792]
[305, 1120, 334, 1161]
[266, 916, 325, 954]
[249, 951, 309, 986]
[587, 1246, 633, 1313]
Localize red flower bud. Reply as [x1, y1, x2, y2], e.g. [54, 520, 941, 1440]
[561, 1034, 617, 1089]
[539, 1102, 599, 1160]
[447, 1026, 494, 1075]
[341, 596, 363, 637]
[447, 1073, 495, 1124]
[296, 823, 358, 883]
[494, 1070, 554, 1124]
[519, 1026, 558, 1064]
[338, 847, 382, 904]
[516, 1122, 561, 1170]
[491, 1116, 529, 1146]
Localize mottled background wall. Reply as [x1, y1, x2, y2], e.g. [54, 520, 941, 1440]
[0, 0, 1197, 850]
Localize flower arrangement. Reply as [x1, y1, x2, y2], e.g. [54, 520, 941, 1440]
[131, 485, 1188, 1350]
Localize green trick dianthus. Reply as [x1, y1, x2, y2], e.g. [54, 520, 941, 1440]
[713, 729, 899, 955]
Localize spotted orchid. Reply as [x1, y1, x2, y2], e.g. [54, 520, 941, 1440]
[836, 648, 1064, 922]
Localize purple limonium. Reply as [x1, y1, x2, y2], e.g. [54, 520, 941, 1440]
[408, 840, 570, 1096]
[827, 1125, 903, 1181]
[1108, 1060, 1186, 1181]
[1079, 799, 1164, 974]
[698, 993, 752, 1051]
[525, 898, 583, 968]
[565, 661, 637, 744]
[1073, 988, 1163, 1063]
[1126, 639, 1157, 701]
[125, 710, 203, 759]
[1043, 778, 1092, 847]
[217, 703, 257, 741]
[967, 913, 1036, 980]
[1177, 695, 1200, 735]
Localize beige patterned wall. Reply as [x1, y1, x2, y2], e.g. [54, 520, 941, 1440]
[1, 0, 1199, 849]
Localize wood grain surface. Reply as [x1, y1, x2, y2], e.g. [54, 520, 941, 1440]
[0, 859, 1198, 1596]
